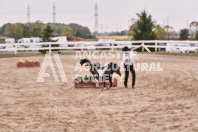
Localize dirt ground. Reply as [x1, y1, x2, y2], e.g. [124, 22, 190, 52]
[0, 53, 198, 132]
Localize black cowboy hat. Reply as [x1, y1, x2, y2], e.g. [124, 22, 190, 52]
[122, 46, 131, 51]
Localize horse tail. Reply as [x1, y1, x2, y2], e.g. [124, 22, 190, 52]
[80, 59, 91, 66]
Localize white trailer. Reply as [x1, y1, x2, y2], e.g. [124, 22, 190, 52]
[30, 37, 41, 43]
[51, 36, 68, 43]
[18, 38, 31, 43]
[5, 38, 15, 44]
[51, 36, 68, 47]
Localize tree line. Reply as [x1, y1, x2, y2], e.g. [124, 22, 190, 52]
[1, 10, 198, 41]
[97, 30, 128, 36]
[0, 21, 95, 40]
[128, 10, 198, 40]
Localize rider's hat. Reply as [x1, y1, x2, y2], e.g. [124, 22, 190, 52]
[122, 46, 131, 51]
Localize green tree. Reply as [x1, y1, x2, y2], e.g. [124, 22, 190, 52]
[22, 24, 31, 37]
[69, 23, 94, 39]
[31, 20, 45, 37]
[61, 26, 73, 39]
[4, 24, 15, 38]
[180, 29, 189, 40]
[128, 20, 137, 38]
[39, 25, 59, 54]
[195, 33, 198, 40]
[42, 25, 54, 42]
[48, 23, 66, 35]
[154, 25, 167, 40]
[164, 25, 178, 40]
[0, 21, 94, 39]
[190, 21, 198, 39]
[5, 23, 23, 39]
[32, 27, 41, 37]
[190, 21, 198, 31]
[0, 23, 10, 36]
[129, 10, 156, 40]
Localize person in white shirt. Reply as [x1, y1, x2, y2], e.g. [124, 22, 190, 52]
[122, 46, 139, 88]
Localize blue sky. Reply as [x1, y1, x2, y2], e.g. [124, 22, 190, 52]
[0, 0, 197, 32]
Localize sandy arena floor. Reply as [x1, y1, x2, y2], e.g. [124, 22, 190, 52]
[0, 53, 198, 132]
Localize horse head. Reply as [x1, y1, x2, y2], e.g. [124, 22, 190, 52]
[80, 59, 91, 66]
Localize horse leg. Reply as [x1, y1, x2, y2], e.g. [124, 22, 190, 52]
[95, 78, 99, 87]
[109, 77, 112, 88]
[93, 74, 99, 87]
[103, 82, 106, 88]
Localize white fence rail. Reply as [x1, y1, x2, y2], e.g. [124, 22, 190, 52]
[0, 40, 198, 55]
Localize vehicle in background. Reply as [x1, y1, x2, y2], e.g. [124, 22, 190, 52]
[5, 45, 15, 51]
[68, 43, 75, 47]
[189, 43, 198, 52]
[18, 38, 31, 43]
[85, 43, 95, 50]
[51, 36, 67, 42]
[74, 43, 85, 50]
[166, 43, 196, 53]
[17, 45, 25, 51]
[18, 37, 41, 44]
[158, 43, 166, 51]
[110, 43, 119, 46]
[30, 37, 41, 43]
[0, 45, 4, 49]
[190, 43, 198, 47]
[5, 38, 15, 44]
[28, 45, 41, 51]
[51, 36, 68, 48]
[59, 44, 68, 48]
[95, 43, 110, 50]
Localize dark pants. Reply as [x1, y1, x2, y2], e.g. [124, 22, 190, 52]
[124, 64, 136, 87]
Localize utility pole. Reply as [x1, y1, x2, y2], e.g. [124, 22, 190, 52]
[95, 3, 98, 35]
[26, 4, 30, 37]
[27, 4, 30, 23]
[53, 3, 56, 23]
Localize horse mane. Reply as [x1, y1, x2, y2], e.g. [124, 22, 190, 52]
[80, 59, 91, 66]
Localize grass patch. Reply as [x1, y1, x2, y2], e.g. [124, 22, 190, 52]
[0, 39, 5, 43]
